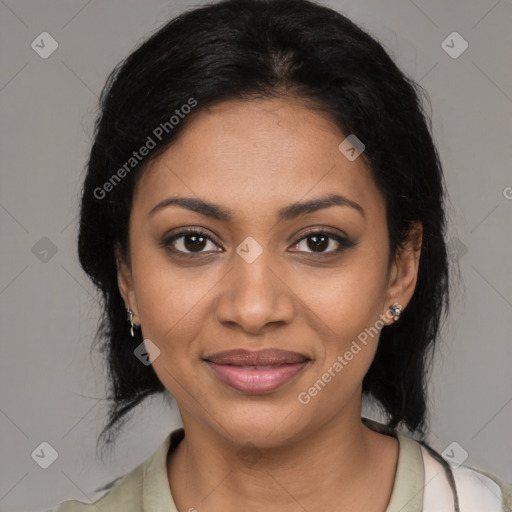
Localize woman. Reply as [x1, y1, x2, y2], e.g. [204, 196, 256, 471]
[51, 0, 512, 510]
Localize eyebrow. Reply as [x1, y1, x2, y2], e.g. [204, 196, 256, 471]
[148, 193, 365, 222]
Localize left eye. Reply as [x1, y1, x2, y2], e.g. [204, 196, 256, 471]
[291, 231, 352, 254]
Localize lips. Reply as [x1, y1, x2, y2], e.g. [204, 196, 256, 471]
[205, 348, 309, 366]
[203, 348, 310, 394]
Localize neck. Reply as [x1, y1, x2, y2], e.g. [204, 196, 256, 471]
[167, 401, 398, 511]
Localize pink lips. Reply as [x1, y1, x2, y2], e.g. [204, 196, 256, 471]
[204, 348, 309, 394]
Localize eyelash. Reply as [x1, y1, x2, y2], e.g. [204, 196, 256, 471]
[160, 227, 355, 258]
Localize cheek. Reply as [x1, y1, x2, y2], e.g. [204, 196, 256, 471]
[132, 254, 211, 398]
[130, 242, 214, 335]
[294, 249, 387, 332]
[292, 250, 387, 374]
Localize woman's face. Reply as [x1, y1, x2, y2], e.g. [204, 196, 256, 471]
[117, 97, 421, 447]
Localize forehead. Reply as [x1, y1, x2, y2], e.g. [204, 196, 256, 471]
[133, 97, 384, 223]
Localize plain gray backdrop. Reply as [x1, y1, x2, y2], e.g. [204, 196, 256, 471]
[0, 0, 511, 511]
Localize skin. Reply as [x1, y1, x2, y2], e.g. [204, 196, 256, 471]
[116, 97, 422, 512]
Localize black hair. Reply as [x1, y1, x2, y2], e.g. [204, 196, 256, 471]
[77, 0, 455, 459]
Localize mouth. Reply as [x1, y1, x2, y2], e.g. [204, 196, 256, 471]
[203, 348, 311, 394]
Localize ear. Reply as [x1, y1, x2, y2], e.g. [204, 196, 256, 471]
[114, 242, 139, 323]
[381, 221, 423, 325]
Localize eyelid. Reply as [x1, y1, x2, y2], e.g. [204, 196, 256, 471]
[294, 225, 348, 242]
[291, 228, 355, 255]
[160, 227, 222, 253]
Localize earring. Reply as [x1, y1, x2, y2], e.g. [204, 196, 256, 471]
[126, 307, 137, 337]
[389, 303, 402, 322]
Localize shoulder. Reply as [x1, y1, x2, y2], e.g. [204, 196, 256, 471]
[47, 428, 180, 512]
[418, 441, 512, 512]
[460, 466, 512, 512]
[48, 462, 143, 512]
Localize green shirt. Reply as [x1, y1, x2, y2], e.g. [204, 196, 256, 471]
[50, 426, 512, 511]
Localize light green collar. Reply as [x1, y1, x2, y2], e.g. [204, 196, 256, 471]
[385, 432, 424, 512]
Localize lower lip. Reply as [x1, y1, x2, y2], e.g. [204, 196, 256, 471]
[205, 361, 309, 394]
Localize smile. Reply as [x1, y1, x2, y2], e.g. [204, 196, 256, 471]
[205, 361, 309, 394]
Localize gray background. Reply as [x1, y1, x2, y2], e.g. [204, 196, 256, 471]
[0, 0, 511, 510]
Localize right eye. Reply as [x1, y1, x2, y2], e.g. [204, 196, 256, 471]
[161, 228, 223, 256]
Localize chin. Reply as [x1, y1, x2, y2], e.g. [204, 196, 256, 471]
[210, 400, 307, 448]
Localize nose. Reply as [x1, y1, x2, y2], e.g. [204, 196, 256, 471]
[213, 246, 295, 335]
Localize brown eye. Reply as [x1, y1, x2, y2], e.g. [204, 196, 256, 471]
[291, 230, 355, 255]
[305, 233, 330, 252]
[162, 229, 221, 255]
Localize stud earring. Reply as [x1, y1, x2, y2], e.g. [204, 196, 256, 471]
[389, 303, 402, 322]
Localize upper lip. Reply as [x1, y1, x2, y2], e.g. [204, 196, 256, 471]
[204, 348, 310, 366]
